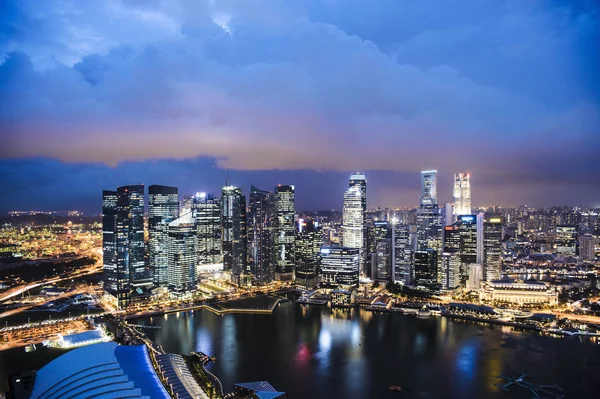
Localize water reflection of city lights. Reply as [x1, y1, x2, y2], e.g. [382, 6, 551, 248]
[319, 329, 332, 352]
[296, 342, 310, 364]
[195, 328, 213, 355]
[457, 341, 477, 380]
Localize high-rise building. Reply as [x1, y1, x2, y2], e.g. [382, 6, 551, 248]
[295, 219, 323, 289]
[167, 211, 197, 292]
[372, 239, 392, 282]
[102, 190, 118, 296]
[417, 170, 442, 251]
[319, 247, 360, 287]
[453, 173, 471, 216]
[443, 202, 453, 226]
[367, 221, 390, 278]
[443, 214, 478, 285]
[348, 173, 367, 272]
[148, 185, 179, 288]
[248, 185, 275, 284]
[222, 186, 247, 285]
[441, 250, 460, 290]
[274, 185, 295, 279]
[192, 193, 222, 268]
[579, 234, 596, 261]
[105, 185, 146, 308]
[483, 214, 503, 282]
[556, 225, 578, 255]
[413, 249, 438, 289]
[420, 170, 438, 206]
[392, 223, 413, 285]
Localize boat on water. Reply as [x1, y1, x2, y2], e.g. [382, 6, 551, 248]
[389, 385, 402, 391]
[417, 306, 432, 318]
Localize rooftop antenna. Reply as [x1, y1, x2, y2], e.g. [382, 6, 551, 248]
[225, 166, 229, 187]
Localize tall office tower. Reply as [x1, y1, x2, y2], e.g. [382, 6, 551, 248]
[319, 247, 360, 287]
[372, 239, 392, 282]
[483, 213, 503, 281]
[392, 223, 413, 285]
[116, 185, 147, 308]
[248, 185, 275, 284]
[443, 214, 478, 285]
[102, 190, 118, 296]
[274, 185, 295, 279]
[222, 186, 247, 285]
[193, 193, 222, 267]
[349, 173, 367, 271]
[441, 250, 460, 290]
[148, 185, 179, 288]
[413, 249, 438, 289]
[556, 225, 578, 255]
[167, 211, 197, 292]
[417, 170, 442, 251]
[420, 170, 438, 206]
[579, 235, 596, 261]
[367, 221, 390, 278]
[295, 219, 323, 289]
[443, 202, 453, 226]
[453, 173, 472, 216]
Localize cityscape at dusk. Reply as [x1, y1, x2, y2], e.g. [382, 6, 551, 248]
[1, 1, 599, 399]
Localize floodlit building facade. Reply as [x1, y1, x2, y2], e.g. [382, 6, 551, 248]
[483, 213, 503, 282]
[481, 279, 558, 306]
[167, 211, 197, 292]
[452, 173, 471, 217]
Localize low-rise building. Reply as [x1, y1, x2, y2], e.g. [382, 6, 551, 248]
[480, 279, 558, 306]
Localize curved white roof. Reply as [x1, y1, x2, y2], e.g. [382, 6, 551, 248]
[30, 342, 170, 399]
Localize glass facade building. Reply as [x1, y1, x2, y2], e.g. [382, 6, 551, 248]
[148, 185, 179, 288]
[274, 185, 295, 277]
[102, 190, 118, 295]
[248, 185, 275, 284]
[295, 219, 323, 288]
[392, 223, 413, 285]
[222, 186, 247, 285]
[320, 247, 360, 287]
[167, 211, 197, 292]
[193, 193, 222, 267]
[483, 213, 503, 281]
[414, 249, 438, 289]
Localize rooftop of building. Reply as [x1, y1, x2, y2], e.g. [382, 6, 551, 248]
[30, 342, 170, 399]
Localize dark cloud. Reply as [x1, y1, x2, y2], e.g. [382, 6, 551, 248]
[0, 0, 599, 210]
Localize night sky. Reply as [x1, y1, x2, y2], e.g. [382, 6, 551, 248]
[1, 0, 599, 214]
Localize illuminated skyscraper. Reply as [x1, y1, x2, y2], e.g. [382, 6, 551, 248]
[116, 184, 146, 307]
[148, 185, 179, 288]
[441, 250, 460, 290]
[420, 170, 438, 206]
[483, 214, 503, 281]
[274, 185, 295, 279]
[414, 249, 438, 289]
[367, 221, 390, 278]
[320, 247, 360, 287]
[222, 186, 247, 285]
[453, 173, 472, 216]
[392, 223, 413, 285]
[417, 170, 442, 252]
[248, 185, 275, 284]
[372, 239, 392, 282]
[346, 173, 367, 273]
[443, 215, 478, 285]
[102, 190, 118, 296]
[167, 211, 197, 292]
[295, 219, 323, 288]
[192, 193, 222, 267]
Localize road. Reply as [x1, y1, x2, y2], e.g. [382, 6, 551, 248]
[0, 263, 102, 303]
[0, 287, 89, 319]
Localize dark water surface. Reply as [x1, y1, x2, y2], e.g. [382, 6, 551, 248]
[2, 299, 600, 398]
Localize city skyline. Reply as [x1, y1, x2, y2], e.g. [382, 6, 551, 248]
[1, 0, 599, 213]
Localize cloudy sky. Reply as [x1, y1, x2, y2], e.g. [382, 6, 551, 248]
[1, 0, 599, 214]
